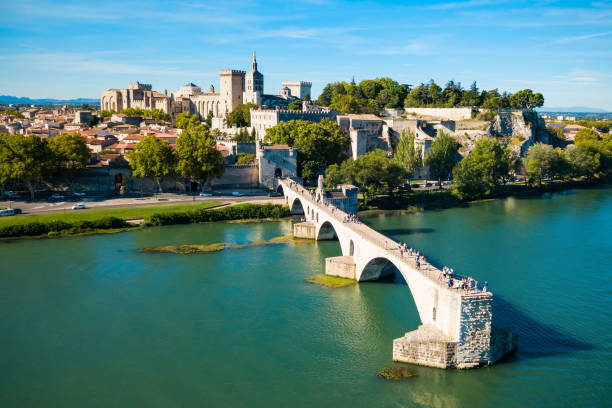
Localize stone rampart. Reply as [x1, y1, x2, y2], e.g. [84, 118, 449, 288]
[404, 107, 475, 121]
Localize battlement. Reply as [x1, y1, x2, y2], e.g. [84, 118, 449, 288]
[252, 108, 333, 115]
[219, 69, 246, 76]
[128, 82, 152, 91]
[282, 81, 312, 87]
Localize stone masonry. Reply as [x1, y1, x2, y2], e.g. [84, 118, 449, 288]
[280, 178, 517, 369]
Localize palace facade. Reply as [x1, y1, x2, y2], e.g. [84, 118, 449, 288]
[100, 53, 312, 121]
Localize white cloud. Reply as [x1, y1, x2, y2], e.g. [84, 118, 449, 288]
[555, 31, 612, 43]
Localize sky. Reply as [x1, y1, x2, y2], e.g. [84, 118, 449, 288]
[0, 0, 611, 110]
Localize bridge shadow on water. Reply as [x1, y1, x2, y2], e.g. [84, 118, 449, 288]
[364, 262, 594, 362]
[492, 295, 594, 363]
[378, 227, 436, 236]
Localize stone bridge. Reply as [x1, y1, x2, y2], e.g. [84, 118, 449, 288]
[277, 178, 516, 369]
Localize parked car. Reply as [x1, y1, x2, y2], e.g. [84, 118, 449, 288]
[4, 191, 20, 198]
[13, 208, 22, 214]
[51, 193, 65, 199]
[268, 192, 282, 197]
[73, 192, 86, 197]
[199, 192, 213, 197]
[72, 203, 86, 210]
[0, 208, 15, 216]
[424, 182, 432, 187]
[412, 183, 421, 188]
[231, 191, 243, 197]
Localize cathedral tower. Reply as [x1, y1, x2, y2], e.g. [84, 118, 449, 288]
[244, 51, 264, 104]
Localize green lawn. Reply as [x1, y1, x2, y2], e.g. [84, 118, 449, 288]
[0, 201, 225, 226]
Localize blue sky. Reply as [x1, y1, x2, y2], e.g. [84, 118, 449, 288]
[1, 0, 611, 110]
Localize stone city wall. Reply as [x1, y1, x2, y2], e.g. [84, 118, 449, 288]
[404, 107, 475, 121]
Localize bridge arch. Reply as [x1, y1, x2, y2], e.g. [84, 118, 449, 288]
[359, 256, 402, 282]
[276, 184, 284, 195]
[289, 197, 305, 215]
[316, 221, 337, 241]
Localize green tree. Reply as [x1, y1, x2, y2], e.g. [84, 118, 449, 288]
[265, 119, 349, 183]
[144, 108, 170, 122]
[127, 135, 176, 192]
[175, 113, 201, 130]
[47, 133, 90, 179]
[226, 103, 260, 127]
[232, 128, 255, 143]
[325, 149, 406, 202]
[176, 126, 225, 190]
[288, 99, 302, 111]
[452, 137, 510, 200]
[4, 109, 25, 119]
[424, 130, 459, 187]
[0, 134, 50, 199]
[565, 145, 599, 179]
[99, 110, 116, 119]
[574, 128, 612, 175]
[329, 94, 363, 114]
[205, 111, 213, 127]
[510, 89, 544, 110]
[121, 107, 144, 117]
[234, 153, 255, 165]
[524, 143, 566, 185]
[394, 130, 422, 181]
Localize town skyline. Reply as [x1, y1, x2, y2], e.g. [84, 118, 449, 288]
[1, 0, 611, 111]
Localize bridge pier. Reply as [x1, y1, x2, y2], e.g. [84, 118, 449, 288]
[325, 256, 356, 279]
[293, 221, 315, 239]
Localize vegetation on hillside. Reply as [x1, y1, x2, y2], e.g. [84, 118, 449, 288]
[265, 119, 349, 183]
[316, 77, 544, 114]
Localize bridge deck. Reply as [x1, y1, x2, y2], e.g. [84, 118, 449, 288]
[281, 178, 491, 298]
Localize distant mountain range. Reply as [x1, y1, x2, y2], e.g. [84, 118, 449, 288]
[0, 95, 99, 105]
[537, 106, 609, 113]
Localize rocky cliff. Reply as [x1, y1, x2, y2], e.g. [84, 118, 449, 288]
[487, 111, 550, 156]
[454, 110, 550, 157]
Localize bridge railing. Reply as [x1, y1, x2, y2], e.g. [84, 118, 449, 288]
[280, 178, 490, 296]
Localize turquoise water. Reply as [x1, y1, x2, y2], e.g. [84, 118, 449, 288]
[1, 188, 611, 407]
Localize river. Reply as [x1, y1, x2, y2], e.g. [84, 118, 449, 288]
[1, 188, 610, 407]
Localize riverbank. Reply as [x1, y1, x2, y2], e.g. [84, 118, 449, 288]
[0, 203, 290, 240]
[360, 178, 611, 213]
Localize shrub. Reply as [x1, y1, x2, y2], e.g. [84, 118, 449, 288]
[0, 217, 130, 238]
[145, 204, 290, 226]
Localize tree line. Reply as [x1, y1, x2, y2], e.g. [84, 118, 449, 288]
[0, 133, 90, 199]
[322, 128, 611, 202]
[128, 114, 224, 192]
[315, 77, 544, 114]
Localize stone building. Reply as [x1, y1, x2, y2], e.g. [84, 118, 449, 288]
[250, 106, 338, 141]
[100, 53, 311, 123]
[100, 82, 171, 113]
[337, 114, 391, 159]
[281, 81, 312, 100]
[256, 140, 298, 188]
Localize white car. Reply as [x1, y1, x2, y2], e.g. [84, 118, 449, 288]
[72, 203, 86, 210]
[199, 192, 213, 197]
[73, 192, 86, 197]
[231, 191, 243, 197]
[51, 193, 65, 199]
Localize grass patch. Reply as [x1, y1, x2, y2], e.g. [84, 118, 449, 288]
[138, 235, 313, 254]
[0, 201, 224, 227]
[304, 274, 356, 288]
[377, 366, 417, 381]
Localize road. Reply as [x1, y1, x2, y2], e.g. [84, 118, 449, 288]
[0, 190, 283, 215]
